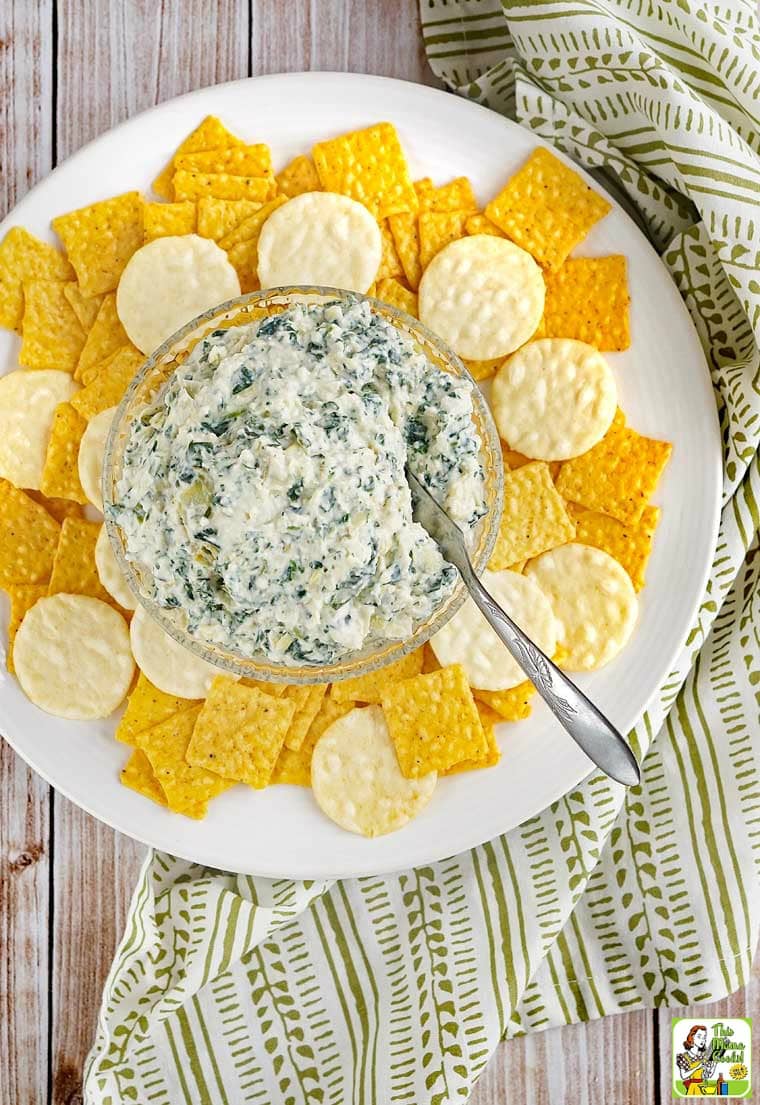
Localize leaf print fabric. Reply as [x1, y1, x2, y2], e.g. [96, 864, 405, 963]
[84, 3, 760, 1102]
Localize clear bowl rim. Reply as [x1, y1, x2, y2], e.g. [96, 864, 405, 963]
[103, 285, 505, 685]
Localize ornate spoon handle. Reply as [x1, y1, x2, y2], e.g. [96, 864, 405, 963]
[461, 561, 640, 786]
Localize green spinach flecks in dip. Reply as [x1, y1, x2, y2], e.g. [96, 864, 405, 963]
[112, 300, 486, 665]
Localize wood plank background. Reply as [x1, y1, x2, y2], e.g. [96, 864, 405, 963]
[0, 3, 756, 1103]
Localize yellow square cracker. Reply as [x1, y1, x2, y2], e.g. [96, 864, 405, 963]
[26, 490, 84, 524]
[555, 413, 672, 525]
[116, 672, 201, 746]
[381, 663, 488, 778]
[375, 277, 418, 318]
[421, 643, 441, 674]
[221, 196, 287, 290]
[272, 692, 355, 787]
[239, 676, 287, 697]
[417, 177, 477, 214]
[567, 502, 660, 591]
[313, 122, 418, 221]
[172, 170, 273, 204]
[0, 480, 60, 585]
[475, 680, 535, 722]
[489, 461, 576, 570]
[466, 213, 505, 238]
[444, 702, 502, 775]
[120, 748, 168, 807]
[502, 444, 556, 476]
[223, 239, 259, 290]
[311, 693, 356, 744]
[218, 195, 287, 251]
[542, 255, 630, 351]
[502, 448, 532, 468]
[5, 582, 47, 673]
[463, 357, 503, 382]
[39, 402, 88, 504]
[152, 115, 244, 199]
[52, 191, 144, 297]
[378, 220, 404, 280]
[47, 516, 111, 602]
[18, 280, 86, 371]
[75, 293, 131, 384]
[331, 647, 425, 704]
[276, 154, 321, 198]
[141, 706, 231, 819]
[71, 345, 143, 419]
[485, 148, 611, 272]
[388, 212, 422, 290]
[143, 201, 197, 242]
[502, 445, 561, 483]
[196, 197, 263, 241]
[0, 226, 74, 331]
[419, 210, 470, 269]
[185, 676, 296, 789]
[63, 283, 104, 332]
[225, 244, 260, 293]
[477, 701, 503, 731]
[282, 683, 329, 752]
[414, 178, 435, 201]
[174, 144, 273, 180]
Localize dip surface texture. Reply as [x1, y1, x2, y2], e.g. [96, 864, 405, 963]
[113, 300, 486, 665]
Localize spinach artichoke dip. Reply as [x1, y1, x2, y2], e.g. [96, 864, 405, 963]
[112, 300, 486, 665]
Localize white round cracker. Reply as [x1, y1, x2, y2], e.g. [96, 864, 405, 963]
[116, 234, 241, 355]
[311, 705, 437, 837]
[129, 604, 223, 698]
[430, 568, 558, 691]
[418, 235, 545, 360]
[13, 593, 134, 720]
[526, 543, 638, 671]
[491, 339, 617, 461]
[257, 192, 382, 293]
[78, 405, 116, 511]
[0, 369, 77, 490]
[95, 524, 137, 610]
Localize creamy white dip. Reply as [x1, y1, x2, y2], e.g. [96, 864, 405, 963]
[112, 300, 486, 665]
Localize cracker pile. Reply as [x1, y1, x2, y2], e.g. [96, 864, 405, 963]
[0, 116, 673, 836]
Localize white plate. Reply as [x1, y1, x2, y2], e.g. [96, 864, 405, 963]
[0, 73, 721, 878]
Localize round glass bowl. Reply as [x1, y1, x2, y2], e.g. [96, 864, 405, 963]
[103, 287, 504, 685]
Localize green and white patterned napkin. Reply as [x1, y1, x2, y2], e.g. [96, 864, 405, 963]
[84, 3, 759, 1101]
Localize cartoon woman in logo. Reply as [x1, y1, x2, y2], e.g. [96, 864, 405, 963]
[676, 1024, 717, 1094]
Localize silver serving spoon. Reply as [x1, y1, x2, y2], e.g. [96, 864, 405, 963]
[407, 467, 640, 786]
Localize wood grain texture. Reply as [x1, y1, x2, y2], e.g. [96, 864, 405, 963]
[470, 1010, 655, 1104]
[0, 741, 50, 1105]
[0, 6, 53, 1105]
[250, 0, 437, 83]
[0, 3, 757, 1104]
[0, 0, 53, 213]
[50, 797, 145, 1105]
[56, 0, 249, 154]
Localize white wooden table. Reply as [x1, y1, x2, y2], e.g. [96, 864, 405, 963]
[0, 3, 756, 1102]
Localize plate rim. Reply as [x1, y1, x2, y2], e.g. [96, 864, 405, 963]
[0, 71, 722, 878]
